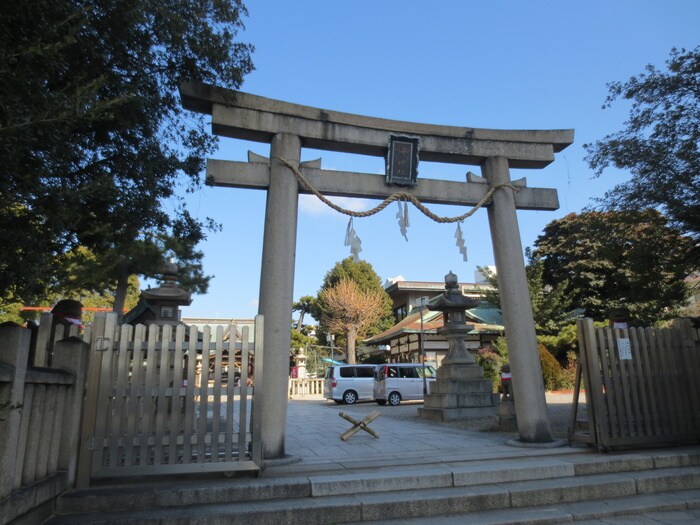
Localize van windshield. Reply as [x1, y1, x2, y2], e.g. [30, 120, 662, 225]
[418, 366, 436, 378]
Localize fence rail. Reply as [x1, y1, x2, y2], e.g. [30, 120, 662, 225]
[289, 378, 324, 397]
[570, 318, 700, 450]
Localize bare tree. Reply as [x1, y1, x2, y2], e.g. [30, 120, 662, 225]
[319, 278, 386, 364]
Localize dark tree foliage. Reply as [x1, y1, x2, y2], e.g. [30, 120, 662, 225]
[584, 47, 700, 261]
[523, 250, 574, 334]
[532, 210, 695, 325]
[314, 257, 395, 345]
[0, 1, 253, 307]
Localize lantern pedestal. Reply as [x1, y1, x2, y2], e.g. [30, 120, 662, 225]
[418, 348, 499, 424]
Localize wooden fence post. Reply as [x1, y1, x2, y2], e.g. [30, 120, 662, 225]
[52, 336, 90, 486]
[76, 312, 111, 488]
[0, 325, 31, 499]
[32, 312, 54, 367]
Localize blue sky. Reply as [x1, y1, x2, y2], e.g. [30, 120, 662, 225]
[172, 1, 699, 320]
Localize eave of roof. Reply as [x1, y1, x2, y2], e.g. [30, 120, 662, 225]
[365, 307, 504, 345]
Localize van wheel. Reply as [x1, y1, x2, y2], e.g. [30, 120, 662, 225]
[388, 392, 401, 406]
[376, 399, 387, 406]
[343, 390, 358, 405]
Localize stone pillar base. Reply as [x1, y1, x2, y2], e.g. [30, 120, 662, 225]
[419, 363, 498, 424]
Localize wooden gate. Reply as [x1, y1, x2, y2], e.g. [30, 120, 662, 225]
[570, 317, 700, 450]
[76, 313, 263, 487]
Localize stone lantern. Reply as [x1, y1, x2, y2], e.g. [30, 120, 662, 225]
[418, 272, 499, 425]
[427, 271, 480, 366]
[296, 347, 308, 379]
[123, 261, 192, 327]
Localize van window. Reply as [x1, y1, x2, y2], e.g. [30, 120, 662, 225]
[399, 366, 419, 378]
[356, 367, 375, 378]
[339, 367, 354, 378]
[387, 366, 399, 378]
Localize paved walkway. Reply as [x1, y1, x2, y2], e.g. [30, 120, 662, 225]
[273, 394, 582, 475]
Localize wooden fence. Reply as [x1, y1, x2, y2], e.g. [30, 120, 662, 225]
[0, 324, 88, 525]
[77, 313, 263, 486]
[570, 318, 700, 450]
[1, 311, 265, 521]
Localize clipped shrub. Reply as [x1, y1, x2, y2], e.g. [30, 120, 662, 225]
[556, 350, 578, 391]
[483, 337, 567, 391]
[538, 343, 563, 391]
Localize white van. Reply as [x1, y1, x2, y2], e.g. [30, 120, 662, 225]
[373, 363, 436, 406]
[323, 364, 378, 404]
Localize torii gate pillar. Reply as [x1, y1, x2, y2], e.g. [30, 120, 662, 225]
[483, 156, 551, 441]
[258, 134, 301, 458]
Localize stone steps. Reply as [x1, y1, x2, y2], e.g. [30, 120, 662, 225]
[360, 489, 700, 524]
[47, 448, 700, 524]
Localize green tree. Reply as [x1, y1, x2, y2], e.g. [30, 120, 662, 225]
[524, 252, 575, 334]
[537, 323, 578, 362]
[533, 210, 695, 325]
[0, 1, 253, 308]
[314, 257, 394, 356]
[478, 255, 572, 335]
[75, 211, 216, 318]
[51, 246, 140, 311]
[0, 293, 32, 325]
[0, 245, 142, 324]
[293, 295, 317, 332]
[290, 328, 319, 374]
[584, 46, 700, 259]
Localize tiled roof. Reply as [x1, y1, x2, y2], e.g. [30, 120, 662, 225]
[365, 306, 503, 345]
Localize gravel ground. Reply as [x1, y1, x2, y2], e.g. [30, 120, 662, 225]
[305, 391, 587, 439]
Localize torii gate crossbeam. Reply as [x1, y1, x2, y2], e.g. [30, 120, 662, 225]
[180, 81, 574, 458]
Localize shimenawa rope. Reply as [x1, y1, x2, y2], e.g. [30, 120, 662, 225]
[275, 157, 517, 224]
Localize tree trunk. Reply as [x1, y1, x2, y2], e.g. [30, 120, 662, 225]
[112, 262, 130, 323]
[346, 326, 357, 364]
[297, 311, 305, 332]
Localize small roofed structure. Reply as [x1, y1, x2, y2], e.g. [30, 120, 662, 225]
[123, 261, 192, 326]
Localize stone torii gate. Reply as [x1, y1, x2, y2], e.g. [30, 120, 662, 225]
[180, 81, 573, 458]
